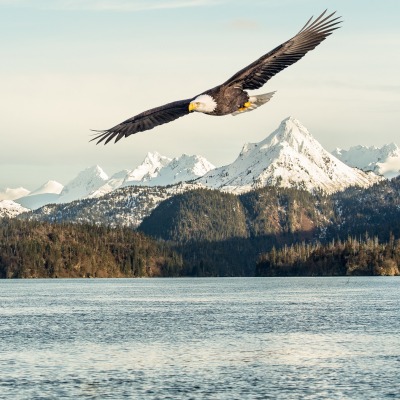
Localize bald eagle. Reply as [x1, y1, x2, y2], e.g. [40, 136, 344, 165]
[92, 10, 341, 145]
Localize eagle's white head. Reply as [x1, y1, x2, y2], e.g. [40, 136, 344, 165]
[189, 94, 217, 113]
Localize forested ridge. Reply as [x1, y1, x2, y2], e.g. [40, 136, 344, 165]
[139, 189, 249, 242]
[256, 235, 400, 276]
[139, 181, 400, 276]
[2, 176, 400, 278]
[327, 176, 400, 240]
[0, 218, 183, 278]
[139, 187, 331, 242]
[139, 187, 332, 276]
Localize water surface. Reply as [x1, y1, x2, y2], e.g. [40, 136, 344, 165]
[1, 277, 399, 399]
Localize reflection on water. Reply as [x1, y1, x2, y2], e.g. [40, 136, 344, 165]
[0, 277, 399, 399]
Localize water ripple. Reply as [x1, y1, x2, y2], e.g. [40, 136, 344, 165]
[0, 277, 399, 399]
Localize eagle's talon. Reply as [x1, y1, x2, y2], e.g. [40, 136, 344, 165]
[238, 101, 252, 112]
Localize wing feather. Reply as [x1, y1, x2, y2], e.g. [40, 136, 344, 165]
[91, 99, 192, 145]
[224, 10, 342, 90]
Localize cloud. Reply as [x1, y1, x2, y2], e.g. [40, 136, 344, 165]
[0, 0, 220, 11]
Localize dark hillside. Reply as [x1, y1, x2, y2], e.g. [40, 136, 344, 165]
[0, 218, 183, 278]
[328, 176, 400, 240]
[139, 189, 248, 242]
[4, 177, 400, 278]
[139, 187, 334, 276]
[239, 187, 333, 238]
[256, 235, 400, 276]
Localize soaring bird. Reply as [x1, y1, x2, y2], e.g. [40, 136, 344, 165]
[92, 10, 341, 145]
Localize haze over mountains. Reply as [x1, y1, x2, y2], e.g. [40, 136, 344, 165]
[15, 181, 63, 210]
[1, 117, 399, 218]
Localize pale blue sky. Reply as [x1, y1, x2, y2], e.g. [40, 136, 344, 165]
[1, 0, 399, 189]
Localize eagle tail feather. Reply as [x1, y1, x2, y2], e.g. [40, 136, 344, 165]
[231, 91, 276, 116]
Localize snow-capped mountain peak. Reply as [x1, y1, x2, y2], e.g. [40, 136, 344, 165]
[0, 187, 30, 201]
[123, 151, 172, 186]
[261, 116, 321, 156]
[57, 165, 109, 203]
[144, 151, 170, 166]
[267, 116, 313, 146]
[198, 117, 382, 194]
[2, 117, 392, 217]
[239, 116, 320, 162]
[332, 143, 400, 179]
[88, 169, 130, 199]
[0, 200, 29, 218]
[143, 154, 215, 186]
[29, 180, 64, 196]
[13, 180, 64, 211]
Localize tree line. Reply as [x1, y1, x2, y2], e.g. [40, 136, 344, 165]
[0, 218, 183, 278]
[256, 234, 400, 276]
[2, 177, 400, 278]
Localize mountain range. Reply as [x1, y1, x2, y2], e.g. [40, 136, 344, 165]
[1, 116, 399, 219]
[332, 143, 400, 179]
[197, 117, 383, 193]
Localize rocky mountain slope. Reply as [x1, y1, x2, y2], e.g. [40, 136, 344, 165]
[20, 183, 194, 228]
[0, 200, 30, 218]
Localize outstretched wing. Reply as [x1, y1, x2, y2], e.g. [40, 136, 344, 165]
[224, 10, 341, 91]
[91, 99, 192, 144]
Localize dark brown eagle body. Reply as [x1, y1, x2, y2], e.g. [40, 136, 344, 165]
[92, 10, 341, 145]
[202, 86, 249, 116]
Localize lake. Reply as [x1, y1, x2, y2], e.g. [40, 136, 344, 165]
[0, 277, 399, 399]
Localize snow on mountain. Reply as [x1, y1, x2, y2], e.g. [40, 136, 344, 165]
[139, 154, 215, 187]
[0, 200, 30, 218]
[123, 151, 172, 186]
[332, 143, 400, 179]
[89, 152, 171, 198]
[90, 152, 214, 197]
[29, 180, 63, 196]
[2, 117, 389, 216]
[16, 193, 60, 211]
[0, 187, 30, 201]
[25, 183, 197, 228]
[198, 116, 383, 194]
[14, 180, 65, 210]
[57, 165, 109, 204]
[88, 169, 130, 198]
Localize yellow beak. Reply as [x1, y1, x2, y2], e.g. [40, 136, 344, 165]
[188, 102, 197, 112]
